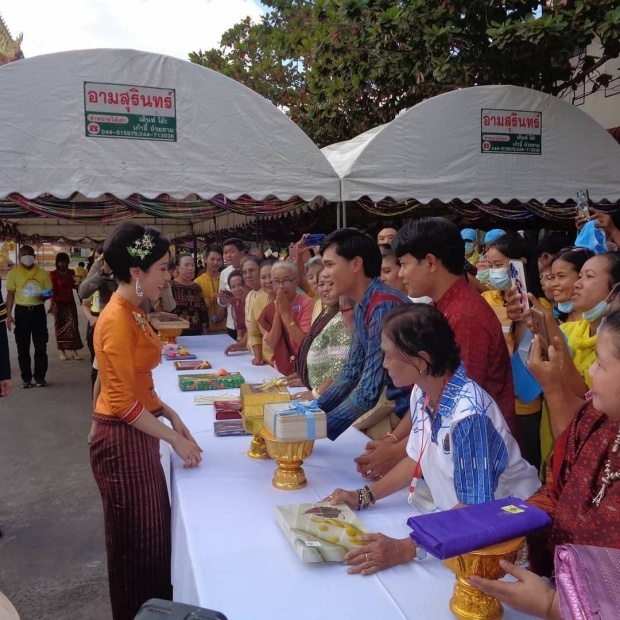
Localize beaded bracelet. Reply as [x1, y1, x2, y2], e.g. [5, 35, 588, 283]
[356, 485, 377, 510]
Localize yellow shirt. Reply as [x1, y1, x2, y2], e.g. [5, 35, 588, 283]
[245, 289, 265, 352]
[481, 288, 541, 415]
[248, 293, 273, 365]
[194, 272, 226, 333]
[311, 298, 324, 324]
[560, 319, 596, 390]
[466, 249, 480, 266]
[74, 266, 88, 279]
[6, 264, 52, 306]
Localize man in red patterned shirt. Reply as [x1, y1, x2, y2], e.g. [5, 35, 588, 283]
[354, 217, 521, 480]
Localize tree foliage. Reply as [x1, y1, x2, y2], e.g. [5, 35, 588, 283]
[189, 1, 620, 147]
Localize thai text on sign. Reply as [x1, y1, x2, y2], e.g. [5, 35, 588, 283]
[480, 109, 542, 155]
[84, 82, 177, 142]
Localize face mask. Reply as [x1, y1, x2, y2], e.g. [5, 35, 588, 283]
[557, 300, 573, 314]
[476, 269, 490, 284]
[489, 268, 511, 291]
[21, 255, 35, 267]
[464, 242, 474, 255]
[582, 285, 620, 323]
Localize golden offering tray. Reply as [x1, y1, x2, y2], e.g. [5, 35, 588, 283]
[259, 428, 315, 490]
[443, 537, 525, 620]
[148, 313, 189, 345]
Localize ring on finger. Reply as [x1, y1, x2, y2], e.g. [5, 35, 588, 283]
[365, 552, 369, 563]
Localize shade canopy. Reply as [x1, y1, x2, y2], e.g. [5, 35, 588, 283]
[0, 48, 340, 203]
[323, 85, 620, 204]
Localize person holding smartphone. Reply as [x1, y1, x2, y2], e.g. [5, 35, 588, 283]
[482, 233, 547, 471]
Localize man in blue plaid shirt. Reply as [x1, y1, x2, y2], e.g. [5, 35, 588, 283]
[318, 229, 411, 439]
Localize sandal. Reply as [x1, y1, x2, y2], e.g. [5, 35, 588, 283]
[71, 351, 82, 360]
[59, 352, 68, 361]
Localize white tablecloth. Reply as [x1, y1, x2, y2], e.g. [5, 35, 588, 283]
[153, 335, 534, 620]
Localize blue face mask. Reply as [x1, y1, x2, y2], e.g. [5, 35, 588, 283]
[464, 242, 474, 255]
[557, 300, 574, 314]
[582, 285, 620, 323]
[476, 269, 490, 284]
[489, 268, 511, 291]
[583, 300, 609, 323]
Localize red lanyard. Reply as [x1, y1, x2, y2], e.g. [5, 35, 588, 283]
[407, 376, 452, 504]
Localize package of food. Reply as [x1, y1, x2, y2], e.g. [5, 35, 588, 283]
[275, 503, 368, 563]
[178, 372, 245, 391]
[264, 400, 327, 442]
[214, 400, 242, 420]
[240, 381, 290, 418]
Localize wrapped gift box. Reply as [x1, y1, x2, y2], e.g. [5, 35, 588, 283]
[264, 400, 327, 442]
[214, 400, 242, 420]
[167, 352, 197, 361]
[240, 381, 290, 418]
[275, 503, 369, 563]
[173, 360, 212, 370]
[178, 372, 245, 392]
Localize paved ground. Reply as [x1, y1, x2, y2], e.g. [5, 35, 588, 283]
[0, 285, 111, 620]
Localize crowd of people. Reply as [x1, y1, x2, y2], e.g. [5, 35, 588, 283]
[2, 208, 620, 620]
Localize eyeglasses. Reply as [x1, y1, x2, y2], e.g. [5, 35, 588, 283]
[272, 278, 295, 287]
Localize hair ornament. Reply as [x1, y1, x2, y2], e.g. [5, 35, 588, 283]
[127, 233, 155, 260]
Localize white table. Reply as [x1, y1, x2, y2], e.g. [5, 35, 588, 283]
[153, 335, 534, 620]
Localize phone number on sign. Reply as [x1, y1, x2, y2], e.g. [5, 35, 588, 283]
[100, 129, 175, 139]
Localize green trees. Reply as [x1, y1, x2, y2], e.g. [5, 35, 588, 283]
[190, 1, 620, 146]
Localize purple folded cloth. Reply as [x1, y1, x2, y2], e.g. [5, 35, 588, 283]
[556, 545, 620, 620]
[407, 497, 551, 560]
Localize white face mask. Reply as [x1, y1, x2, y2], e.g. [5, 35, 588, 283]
[21, 255, 35, 267]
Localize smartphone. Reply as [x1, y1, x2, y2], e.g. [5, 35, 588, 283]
[304, 234, 326, 247]
[508, 259, 529, 309]
[576, 189, 590, 217]
[530, 307, 551, 361]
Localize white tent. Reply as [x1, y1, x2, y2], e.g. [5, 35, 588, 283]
[322, 85, 620, 203]
[0, 48, 340, 204]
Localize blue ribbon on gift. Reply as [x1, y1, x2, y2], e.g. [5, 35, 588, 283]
[274, 400, 320, 440]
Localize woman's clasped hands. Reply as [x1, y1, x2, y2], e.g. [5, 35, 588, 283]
[170, 412, 203, 468]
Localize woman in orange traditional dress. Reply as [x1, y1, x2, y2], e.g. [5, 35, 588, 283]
[90, 222, 203, 620]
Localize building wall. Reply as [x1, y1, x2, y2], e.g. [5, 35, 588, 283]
[560, 40, 620, 129]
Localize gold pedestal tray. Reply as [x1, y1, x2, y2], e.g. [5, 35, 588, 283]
[149, 315, 190, 345]
[260, 428, 315, 490]
[443, 537, 525, 620]
[241, 411, 268, 459]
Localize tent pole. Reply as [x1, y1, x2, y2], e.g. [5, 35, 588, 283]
[193, 234, 198, 259]
[342, 202, 347, 228]
[337, 202, 341, 229]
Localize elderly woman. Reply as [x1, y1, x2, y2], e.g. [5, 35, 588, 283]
[258, 261, 314, 374]
[170, 254, 209, 336]
[469, 309, 620, 619]
[325, 304, 540, 575]
[289, 267, 353, 400]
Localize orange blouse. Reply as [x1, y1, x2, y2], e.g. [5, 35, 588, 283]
[94, 293, 163, 423]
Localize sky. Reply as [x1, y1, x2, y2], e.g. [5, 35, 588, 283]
[1, 0, 264, 60]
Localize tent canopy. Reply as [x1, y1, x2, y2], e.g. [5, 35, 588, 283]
[0, 48, 339, 203]
[322, 85, 620, 204]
